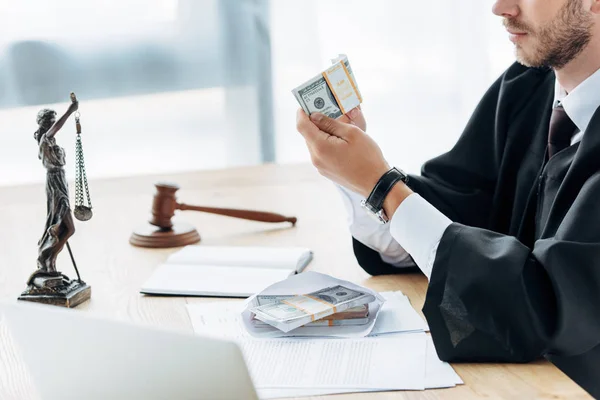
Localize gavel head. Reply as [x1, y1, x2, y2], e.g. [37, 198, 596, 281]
[149, 183, 180, 229]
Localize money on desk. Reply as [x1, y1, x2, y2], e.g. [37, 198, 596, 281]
[249, 285, 375, 333]
[241, 271, 386, 338]
[252, 317, 369, 327]
[292, 54, 363, 119]
[251, 304, 369, 327]
[305, 316, 369, 326]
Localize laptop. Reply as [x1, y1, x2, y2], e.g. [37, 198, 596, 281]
[1, 301, 259, 400]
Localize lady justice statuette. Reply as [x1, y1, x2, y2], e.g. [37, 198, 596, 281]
[18, 93, 94, 308]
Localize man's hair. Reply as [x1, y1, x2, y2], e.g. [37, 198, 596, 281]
[34, 109, 56, 142]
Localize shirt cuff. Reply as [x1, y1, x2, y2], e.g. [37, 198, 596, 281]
[389, 193, 452, 279]
[336, 184, 414, 267]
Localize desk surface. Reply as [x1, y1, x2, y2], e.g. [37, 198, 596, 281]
[0, 163, 590, 399]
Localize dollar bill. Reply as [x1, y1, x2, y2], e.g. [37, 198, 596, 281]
[255, 294, 296, 306]
[292, 54, 362, 119]
[293, 75, 343, 119]
[249, 285, 375, 333]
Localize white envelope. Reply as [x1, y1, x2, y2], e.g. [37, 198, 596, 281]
[241, 271, 385, 338]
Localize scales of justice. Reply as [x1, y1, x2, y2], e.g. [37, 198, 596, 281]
[18, 93, 93, 308]
[17, 93, 298, 306]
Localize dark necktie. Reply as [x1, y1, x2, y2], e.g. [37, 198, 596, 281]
[547, 105, 577, 159]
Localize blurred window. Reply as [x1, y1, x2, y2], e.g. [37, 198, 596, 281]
[0, 0, 273, 185]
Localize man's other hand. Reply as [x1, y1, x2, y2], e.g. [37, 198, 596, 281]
[296, 108, 390, 197]
[339, 106, 367, 132]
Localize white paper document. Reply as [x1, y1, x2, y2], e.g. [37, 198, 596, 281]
[187, 301, 250, 340]
[140, 245, 312, 297]
[424, 336, 463, 388]
[371, 291, 430, 334]
[257, 337, 463, 399]
[241, 334, 427, 390]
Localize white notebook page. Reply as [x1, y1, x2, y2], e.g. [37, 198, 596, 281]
[167, 246, 312, 271]
[141, 264, 292, 297]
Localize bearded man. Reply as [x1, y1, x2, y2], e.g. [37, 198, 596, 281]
[296, 0, 600, 396]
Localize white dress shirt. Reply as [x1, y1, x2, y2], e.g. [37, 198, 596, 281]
[339, 67, 600, 280]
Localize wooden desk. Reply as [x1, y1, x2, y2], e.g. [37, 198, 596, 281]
[0, 163, 590, 399]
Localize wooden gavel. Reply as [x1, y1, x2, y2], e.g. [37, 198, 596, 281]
[149, 182, 297, 229]
[130, 183, 298, 248]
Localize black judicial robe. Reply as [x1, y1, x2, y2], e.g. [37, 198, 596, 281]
[352, 62, 600, 397]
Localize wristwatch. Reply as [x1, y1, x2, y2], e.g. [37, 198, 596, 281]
[360, 167, 408, 224]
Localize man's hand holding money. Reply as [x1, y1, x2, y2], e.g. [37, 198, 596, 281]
[294, 54, 413, 217]
[339, 106, 367, 132]
[296, 107, 413, 217]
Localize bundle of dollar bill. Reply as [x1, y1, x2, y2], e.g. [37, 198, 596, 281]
[248, 285, 375, 333]
[292, 54, 363, 119]
[251, 304, 369, 327]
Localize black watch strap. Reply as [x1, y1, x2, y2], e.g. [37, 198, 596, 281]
[365, 167, 408, 211]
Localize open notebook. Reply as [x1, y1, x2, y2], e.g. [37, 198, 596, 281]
[140, 246, 313, 298]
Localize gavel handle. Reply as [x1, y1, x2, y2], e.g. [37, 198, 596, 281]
[177, 203, 297, 225]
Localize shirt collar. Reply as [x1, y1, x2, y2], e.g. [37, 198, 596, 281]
[553, 66, 600, 134]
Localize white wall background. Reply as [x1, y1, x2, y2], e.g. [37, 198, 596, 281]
[271, 0, 515, 174]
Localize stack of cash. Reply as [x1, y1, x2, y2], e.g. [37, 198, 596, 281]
[251, 304, 369, 327]
[248, 285, 375, 333]
[292, 54, 362, 119]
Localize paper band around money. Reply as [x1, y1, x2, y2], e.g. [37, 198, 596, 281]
[341, 61, 362, 103]
[281, 295, 338, 322]
[322, 60, 362, 115]
[322, 70, 345, 114]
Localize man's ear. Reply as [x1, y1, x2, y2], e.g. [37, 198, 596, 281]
[590, 0, 600, 14]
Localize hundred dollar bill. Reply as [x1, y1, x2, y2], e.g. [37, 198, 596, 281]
[249, 285, 375, 333]
[292, 54, 362, 119]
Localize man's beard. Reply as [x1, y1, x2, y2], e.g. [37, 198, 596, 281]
[504, 0, 594, 69]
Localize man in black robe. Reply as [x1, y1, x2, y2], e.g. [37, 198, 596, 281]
[296, 0, 600, 396]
